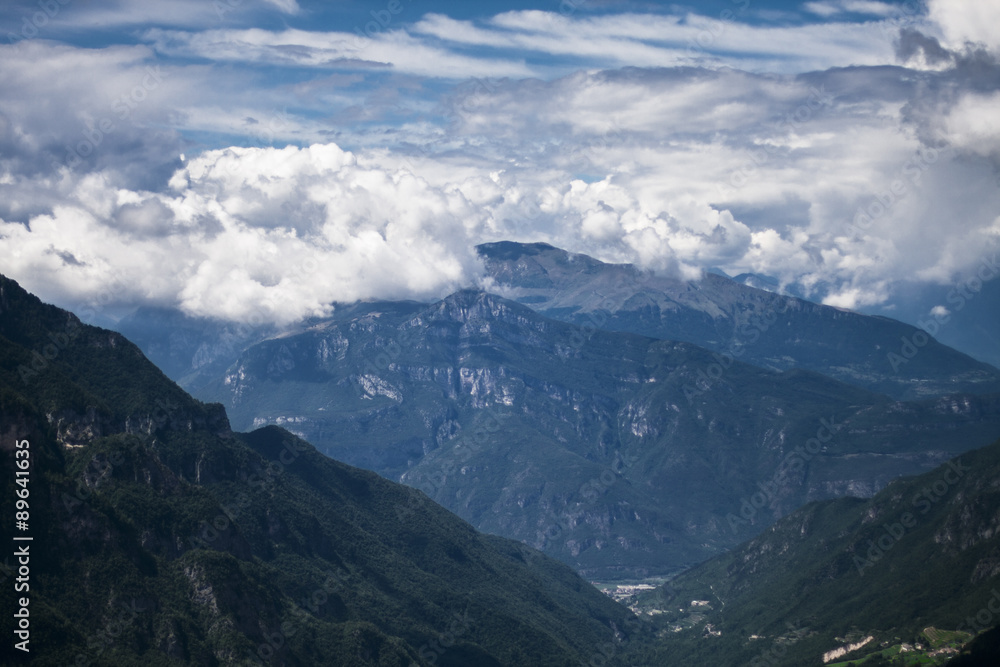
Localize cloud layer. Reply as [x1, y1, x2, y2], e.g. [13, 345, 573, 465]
[1, 3, 998, 322]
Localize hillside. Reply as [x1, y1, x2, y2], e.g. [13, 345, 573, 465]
[0, 274, 635, 666]
[631, 435, 1000, 666]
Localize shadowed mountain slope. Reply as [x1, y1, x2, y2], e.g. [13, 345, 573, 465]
[0, 274, 634, 666]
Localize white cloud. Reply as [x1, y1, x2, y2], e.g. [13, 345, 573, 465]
[145, 9, 917, 81]
[941, 91, 1000, 159]
[4, 0, 301, 33]
[1, 144, 491, 323]
[145, 27, 535, 79]
[805, 1, 902, 18]
[414, 10, 904, 73]
[927, 0, 1000, 54]
[2, 6, 999, 325]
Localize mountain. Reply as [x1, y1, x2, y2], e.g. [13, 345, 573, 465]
[477, 241, 1000, 400]
[859, 275, 1000, 372]
[0, 274, 636, 666]
[730, 269, 1000, 372]
[114, 305, 278, 394]
[198, 288, 1000, 579]
[113, 242, 1000, 403]
[629, 435, 1000, 666]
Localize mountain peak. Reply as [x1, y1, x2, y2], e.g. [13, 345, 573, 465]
[475, 245, 1000, 400]
[475, 240, 563, 260]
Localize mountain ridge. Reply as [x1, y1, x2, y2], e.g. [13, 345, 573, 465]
[0, 273, 637, 666]
[114, 241, 1000, 404]
[198, 286, 1000, 579]
[477, 241, 1000, 400]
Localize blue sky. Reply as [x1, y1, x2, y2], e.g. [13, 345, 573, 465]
[0, 0, 998, 355]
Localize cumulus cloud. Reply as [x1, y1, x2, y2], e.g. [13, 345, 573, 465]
[941, 91, 1000, 158]
[1, 6, 999, 326]
[927, 0, 1000, 54]
[0, 138, 748, 322]
[2, 144, 492, 323]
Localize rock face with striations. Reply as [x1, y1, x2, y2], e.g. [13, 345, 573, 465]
[200, 287, 1000, 578]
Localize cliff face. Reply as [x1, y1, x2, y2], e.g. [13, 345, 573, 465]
[200, 287, 1000, 578]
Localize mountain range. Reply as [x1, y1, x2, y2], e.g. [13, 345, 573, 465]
[4, 244, 1000, 664]
[188, 287, 1000, 579]
[477, 242, 1000, 400]
[107, 242, 1000, 580]
[118, 242, 1000, 403]
[0, 274, 636, 666]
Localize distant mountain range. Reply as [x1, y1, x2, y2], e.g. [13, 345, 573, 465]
[0, 274, 635, 665]
[477, 242, 1000, 400]
[192, 287, 1000, 579]
[118, 242, 1000, 403]
[106, 242, 1000, 581]
[727, 269, 1000, 372]
[633, 434, 1000, 666]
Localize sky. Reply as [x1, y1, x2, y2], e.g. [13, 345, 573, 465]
[1, 0, 999, 334]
